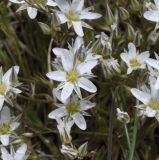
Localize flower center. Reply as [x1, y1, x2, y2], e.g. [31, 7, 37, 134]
[67, 11, 79, 21]
[67, 103, 79, 115]
[149, 101, 159, 110]
[1, 124, 10, 134]
[129, 59, 141, 68]
[67, 70, 79, 83]
[0, 84, 6, 95]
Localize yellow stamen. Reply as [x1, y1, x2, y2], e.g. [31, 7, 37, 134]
[0, 84, 6, 95]
[1, 124, 10, 134]
[67, 11, 79, 21]
[67, 70, 79, 83]
[67, 103, 79, 115]
[130, 59, 141, 68]
[149, 101, 159, 110]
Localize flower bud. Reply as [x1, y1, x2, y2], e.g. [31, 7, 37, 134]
[119, 7, 129, 21]
[116, 108, 130, 124]
[105, 4, 115, 26]
[126, 23, 136, 42]
[131, 0, 140, 11]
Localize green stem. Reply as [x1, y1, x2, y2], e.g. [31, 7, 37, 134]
[124, 125, 131, 151]
[128, 105, 138, 160]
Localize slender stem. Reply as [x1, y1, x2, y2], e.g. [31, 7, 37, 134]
[47, 38, 54, 73]
[124, 125, 131, 151]
[128, 100, 139, 160]
[107, 90, 115, 160]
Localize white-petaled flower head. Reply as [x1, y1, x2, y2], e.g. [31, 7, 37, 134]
[131, 77, 159, 121]
[1, 143, 28, 160]
[0, 106, 20, 146]
[47, 41, 99, 102]
[144, 0, 159, 23]
[0, 66, 21, 111]
[48, 90, 96, 130]
[9, 0, 57, 19]
[120, 43, 149, 74]
[55, 0, 102, 36]
[116, 108, 130, 124]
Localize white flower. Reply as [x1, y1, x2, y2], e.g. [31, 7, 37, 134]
[120, 43, 149, 74]
[46, 44, 98, 102]
[0, 106, 20, 146]
[53, 36, 101, 65]
[9, 0, 57, 19]
[116, 108, 130, 124]
[0, 66, 21, 110]
[48, 90, 95, 130]
[131, 77, 159, 121]
[55, 0, 102, 36]
[56, 118, 74, 144]
[146, 53, 159, 89]
[1, 143, 28, 160]
[144, 0, 159, 23]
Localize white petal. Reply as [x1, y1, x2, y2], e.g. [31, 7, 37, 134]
[27, 7, 38, 19]
[10, 122, 20, 131]
[131, 88, 151, 104]
[74, 36, 84, 53]
[78, 77, 97, 93]
[77, 60, 97, 75]
[11, 88, 22, 94]
[155, 77, 159, 89]
[71, 0, 84, 11]
[144, 10, 159, 22]
[2, 66, 19, 84]
[61, 82, 74, 102]
[53, 48, 69, 57]
[127, 67, 133, 74]
[1, 147, 10, 160]
[146, 58, 159, 70]
[80, 100, 96, 111]
[0, 96, 4, 111]
[146, 107, 156, 117]
[1, 135, 10, 146]
[155, 0, 159, 9]
[1, 106, 11, 123]
[61, 53, 74, 72]
[128, 43, 136, 59]
[80, 11, 102, 20]
[137, 51, 150, 63]
[47, 0, 57, 6]
[46, 71, 66, 81]
[55, 0, 70, 13]
[48, 107, 67, 119]
[120, 52, 129, 65]
[72, 21, 84, 37]
[14, 144, 27, 160]
[56, 13, 68, 24]
[73, 113, 86, 130]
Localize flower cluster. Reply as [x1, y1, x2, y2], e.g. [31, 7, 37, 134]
[0, 66, 28, 160]
[46, 36, 101, 158]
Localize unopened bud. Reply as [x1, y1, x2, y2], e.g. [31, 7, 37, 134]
[127, 23, 136, 42]
[119, 7, 129, 21]
[131, 0, 140, 11]
[105, 4, 115, 26]
[116, 108, 130, 124]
